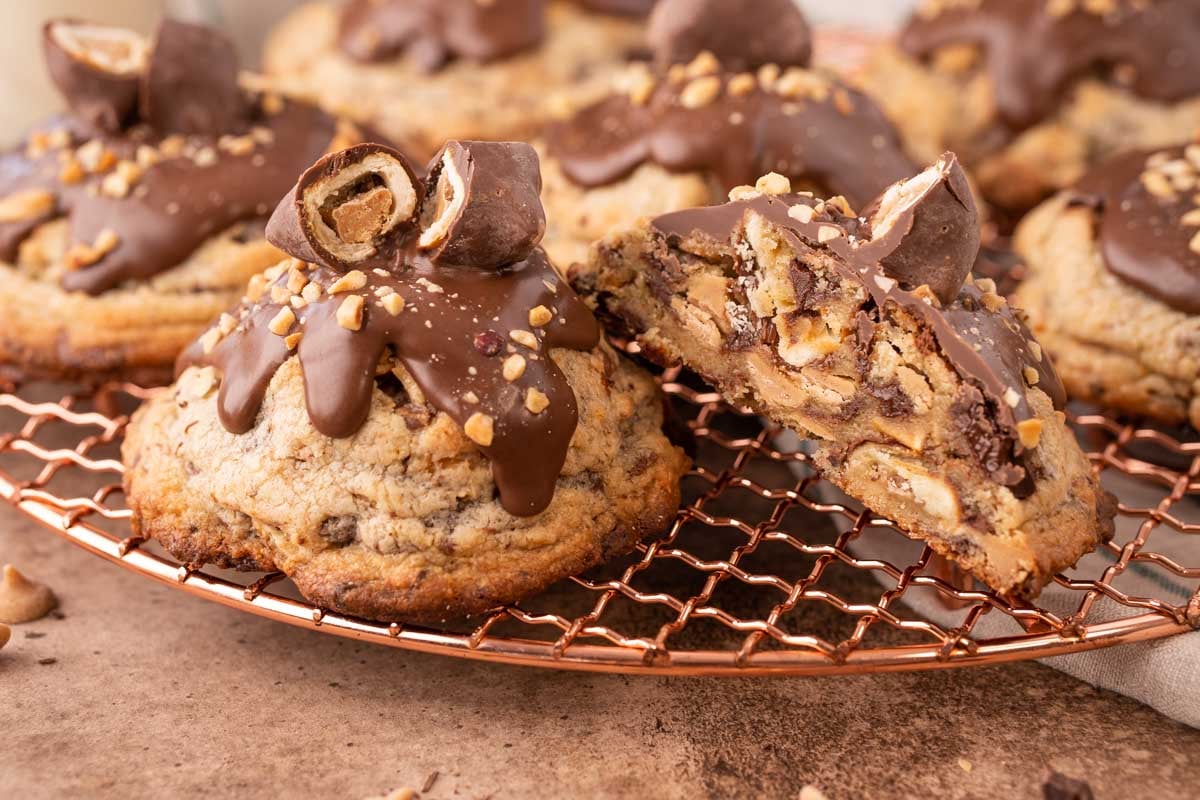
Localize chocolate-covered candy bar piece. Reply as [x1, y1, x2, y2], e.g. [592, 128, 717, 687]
[647, 0, 812, 72]
[43, 19, 148, 132]
[418, 141, 546, 269]
[338, 0, 546, 71]
[266, 143, 421, 270]
[140, 19, 243, 136]
[863, 153, 979, 304]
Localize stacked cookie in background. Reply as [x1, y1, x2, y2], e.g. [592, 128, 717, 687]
[12, 0, 1199, 619]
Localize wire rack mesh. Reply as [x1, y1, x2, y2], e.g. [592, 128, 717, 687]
[2, 346, 1198, 675]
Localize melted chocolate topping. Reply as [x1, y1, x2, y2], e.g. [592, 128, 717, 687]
[0, 18, 344, 295]
[576, 0, 656, 15]
[181, 254, 598, 516]
[338, 0, 547, 69]
[0, 102, 338, 295]
[647, 0, 811, 73]
[180, 142, 602, 517]
[1072, 146, 1200, 314]
[651, 192, 1063, 486]
[544, 70, 916, 209]
[901, 0, 1200, 132]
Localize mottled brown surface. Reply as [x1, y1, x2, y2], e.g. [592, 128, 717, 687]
[2, 500, 1198, 799]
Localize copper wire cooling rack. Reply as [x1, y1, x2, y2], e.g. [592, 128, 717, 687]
[2, 360, 1198, 675]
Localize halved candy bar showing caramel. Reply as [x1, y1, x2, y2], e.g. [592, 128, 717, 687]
[266, 143, 421, 270]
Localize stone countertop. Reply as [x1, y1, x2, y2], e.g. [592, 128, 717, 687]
[2, 502, 1198, 799]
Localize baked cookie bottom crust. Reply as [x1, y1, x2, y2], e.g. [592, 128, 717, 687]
[862, 46, 1200, 213]
[575, 206, 1114, 599]
[1014, 196, 1200, 429]
[263, 2, 643, 163]
[123, 344, 688, 623]
[0, 219, 281, 387]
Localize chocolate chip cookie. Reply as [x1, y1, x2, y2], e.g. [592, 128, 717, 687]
[861, 0, 1200, 215]
[1014, 143, 1200, 428]
[262, 0, 647, 163]
[0, 18, 366, 386]
[123, 141, 688, 622]
[573, 156, 1115, 599]
[539, 0, 916, 271]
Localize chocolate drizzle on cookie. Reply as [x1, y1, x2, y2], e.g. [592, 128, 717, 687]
[900, 0, 1200, 132]
[652, 155, 1063, 492]
[338, 0, 547, 69]
[544, 52, 916, 209]
[0, 18, 346, 295]
[1071, 143, 1200, 314]
[545, 0, 911, 208]
[180, 142, 601, 517]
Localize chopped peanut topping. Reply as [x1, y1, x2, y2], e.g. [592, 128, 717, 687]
[328, 270, 367, 294]
[755, 173, 791, 196]
[0, 189, 54, 223]
[336, 295, 365, 331]
[464, 412, 495, 446]
[1017, 418, 1043, 449]
[381, 293, 405, 315]
[510, 329, 538, 349]
[268, 307, 296, 336]
[525, 388, 550, 414]
[502, 354, 527, 382]
[528, 305, 553, 327]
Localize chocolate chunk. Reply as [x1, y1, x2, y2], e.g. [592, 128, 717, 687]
[140, 19, 244, 136]
[647, 0, 812, 72]
[266, 143, 421, 271]
[43, 19, 147, 132]
[1043, 770, 1095, 800]
[864, 153, 979, 304]
[418, 141, 546, 269]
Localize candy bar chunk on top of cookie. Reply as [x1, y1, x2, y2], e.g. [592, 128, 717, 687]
[1, 18, 349, 295]
[182, 140, 603, 517]
[575, 155, 1116, 598]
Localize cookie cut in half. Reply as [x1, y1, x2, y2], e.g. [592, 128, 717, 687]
[1014, 141, 1200, 429]
[539, 0, 916, 270]
[123, 141, 688, 622]
[573, 155, 1115, 599]
[861, 0, 1200, 215]
[0, 17, 372, 386]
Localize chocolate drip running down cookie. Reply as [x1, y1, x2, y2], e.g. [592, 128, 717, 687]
[0, 18, 344, 296]
[1071, 144, 1200, 315]
[544, 0, 914, 210]
[900, 0, 1200, 132]
[181, 142, 600, 516]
